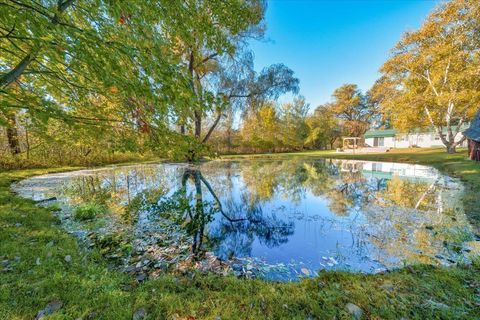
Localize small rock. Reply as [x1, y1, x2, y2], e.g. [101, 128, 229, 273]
[132, 308, 146, 320]
[15, 223, 22, 227]
[425, 299, 450, 310]
[380, 283, 394, 292]
[85, 311, 99, 320]
[47, 252, 52, 258]
[125, 265, 136, 273]
[345, 303, 363, 319]
[136, 273, 146, 282]
[64, 255, 72, 263]
[36, 258, 41, 265]
[34, 300, 63, 319]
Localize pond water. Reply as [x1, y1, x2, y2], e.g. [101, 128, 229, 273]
[14, 159, 478, 281]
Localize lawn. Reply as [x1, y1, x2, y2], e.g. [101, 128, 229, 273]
[1, 149, 479, 319]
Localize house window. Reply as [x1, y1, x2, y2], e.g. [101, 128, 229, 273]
[373, 137, 384, 147]
[372, 163, 383, 172]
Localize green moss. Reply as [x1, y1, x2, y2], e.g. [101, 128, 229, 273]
[1, 150, 479, 319]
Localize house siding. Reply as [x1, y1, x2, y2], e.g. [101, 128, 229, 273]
[365, 132, 467, 149]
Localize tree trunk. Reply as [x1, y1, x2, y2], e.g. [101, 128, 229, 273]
[25, 124, 30, 159]
[226, 112, 233, 153]
[445, 134, 466, 154]
[192, 170, 204, 256]
[194, 111, 201, 139]
[6, 127, 21, 155]
[6, 114, 20, 155]
[202, 111, 222, 143]
[446, 144, 456, 154]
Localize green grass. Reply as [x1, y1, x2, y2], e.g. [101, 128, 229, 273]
[1, 149, 479, 319]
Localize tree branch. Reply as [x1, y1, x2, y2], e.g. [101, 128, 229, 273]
[0, 0, 76, 88]
[0, 48, 39, 88]
[196, 53, 218, 67]
[201, 111, 223, 143]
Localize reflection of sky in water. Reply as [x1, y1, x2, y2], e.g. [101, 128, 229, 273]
[13, 159, 475, 280]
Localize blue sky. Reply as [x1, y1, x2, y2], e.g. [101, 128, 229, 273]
[249, 0, 441, 109]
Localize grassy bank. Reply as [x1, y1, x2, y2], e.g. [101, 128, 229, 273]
[1, 149, 480, 319]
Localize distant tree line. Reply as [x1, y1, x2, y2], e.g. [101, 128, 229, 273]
[207, 85, 381, 154]
[223, 0, 480, 155]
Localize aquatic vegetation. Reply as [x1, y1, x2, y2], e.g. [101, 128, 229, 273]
[14, 159, 478, 281]
[73, 203, 107, 221]
[2, 149, 480, 319]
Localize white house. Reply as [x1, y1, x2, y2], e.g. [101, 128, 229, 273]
[333, 159, 440, 180]
[363, 127, 468, 149]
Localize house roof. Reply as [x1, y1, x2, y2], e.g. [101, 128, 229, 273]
[364, 123, 471, 139]
[364, 129, 396, 138]
[464, 110, 480, 141]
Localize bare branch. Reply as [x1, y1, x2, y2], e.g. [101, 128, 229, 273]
[202, 111, 223, 143]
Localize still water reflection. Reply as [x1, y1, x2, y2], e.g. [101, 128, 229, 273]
[14, 159, 476, 280]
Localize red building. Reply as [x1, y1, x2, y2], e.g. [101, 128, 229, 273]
[464, 110, 480, 161]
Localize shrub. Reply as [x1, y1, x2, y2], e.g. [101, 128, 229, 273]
[73, 203, 107, 221]
[46, 203, 62, 212]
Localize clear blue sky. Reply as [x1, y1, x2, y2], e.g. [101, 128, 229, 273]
[249, 0, 442, 110]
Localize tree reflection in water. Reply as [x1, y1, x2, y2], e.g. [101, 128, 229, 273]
[151, 167, 294, 260]
[14, 159, 476, 280]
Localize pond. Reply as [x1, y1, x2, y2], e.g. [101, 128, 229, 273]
[13, 159, 478, 281]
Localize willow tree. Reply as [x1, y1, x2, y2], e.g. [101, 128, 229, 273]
[377, 0, 480, 153]
[161, 0, 298, 160]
